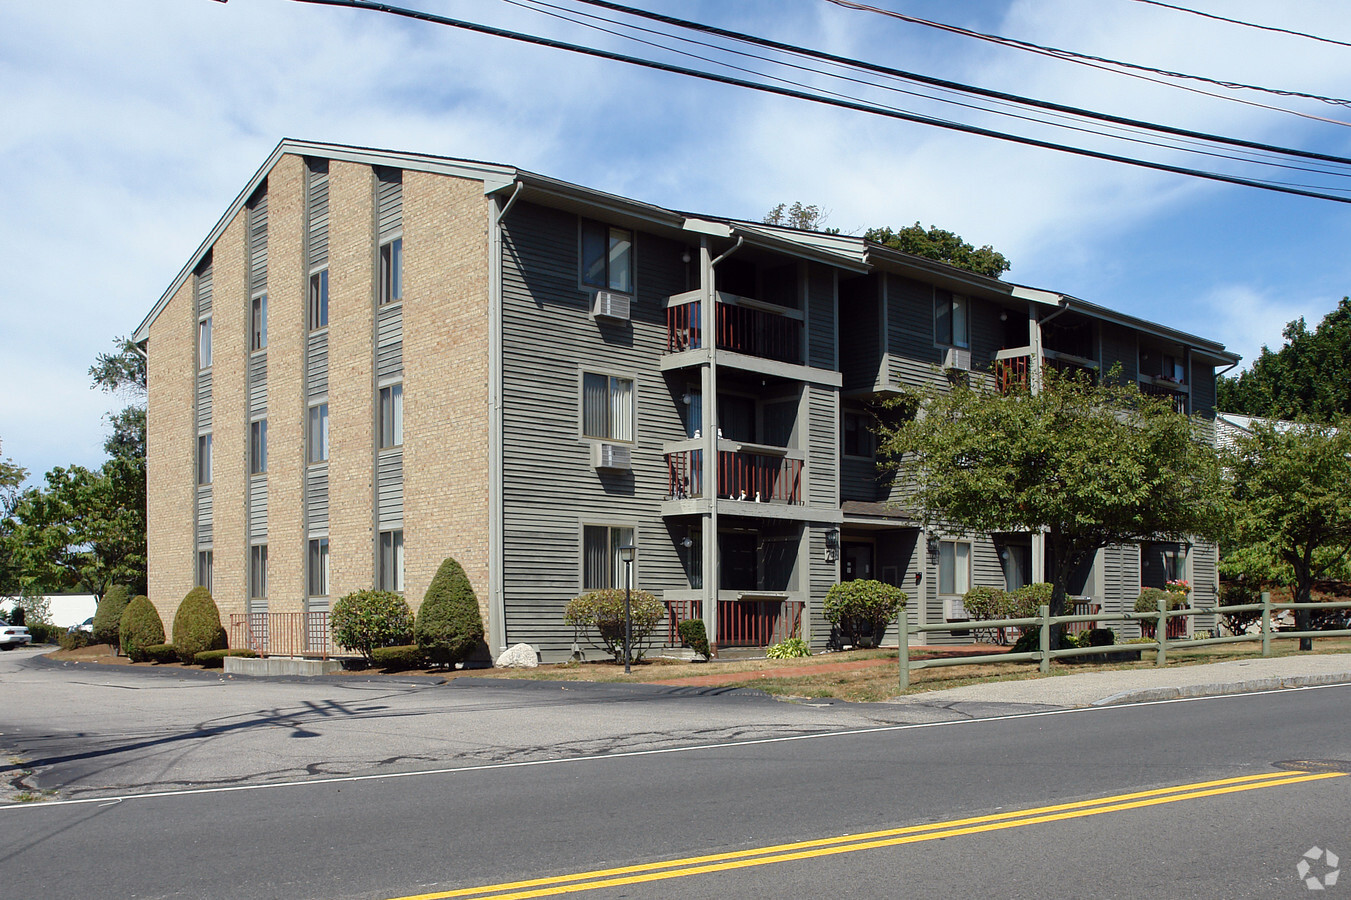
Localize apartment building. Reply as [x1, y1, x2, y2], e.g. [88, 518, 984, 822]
[133, 140, 1239, 660]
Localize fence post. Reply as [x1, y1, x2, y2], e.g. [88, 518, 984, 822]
[898, 606, 910, 690]
[1038, 604, 1050, 674]
[1156, 596, 1168, 668]
[1261, 591, 1272, 657]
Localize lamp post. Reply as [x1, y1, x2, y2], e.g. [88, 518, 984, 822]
[619, 543, 636, 674]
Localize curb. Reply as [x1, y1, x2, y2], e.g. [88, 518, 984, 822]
[1092, 672, 1351, 707]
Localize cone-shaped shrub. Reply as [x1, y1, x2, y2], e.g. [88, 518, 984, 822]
[93, 585, 131, 651]
[172, 586, 227, 664]
[415, 558, 485, 668]
[120, 595, 165, 662]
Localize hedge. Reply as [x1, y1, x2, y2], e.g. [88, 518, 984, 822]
[194, 649, 259, 668]
[371, 644, 425, 671]
[143, 643, 180, 664]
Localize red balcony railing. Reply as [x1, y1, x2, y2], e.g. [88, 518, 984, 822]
[667, 449, 703, 499]
[667, 300, 702, 353]
[718, 599, 804, 648]
[667, 298, 802, 364]
[667, 450, 802, 504]
[229, 612, 333, 658]
[665, 598, 703, 646]
[994, 354, 1031, 394]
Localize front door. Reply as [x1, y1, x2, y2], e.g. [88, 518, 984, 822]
[843, 542, 873, 581]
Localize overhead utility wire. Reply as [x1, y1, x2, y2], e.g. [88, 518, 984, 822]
[1123, 0, 1351, 50]
[523, 0, 1351, 179]
[288, 0, 1351, 204]
[569, 0, 1351, 167]
[821, 0, 1351, 113]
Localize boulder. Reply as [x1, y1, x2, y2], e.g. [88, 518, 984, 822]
[495, 643, 538, 669]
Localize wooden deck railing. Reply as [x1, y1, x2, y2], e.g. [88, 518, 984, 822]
[667, 298, 802, 365]
[667, 450, 802, 504]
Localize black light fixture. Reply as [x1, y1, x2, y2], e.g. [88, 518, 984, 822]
[824, 527, 840, 562]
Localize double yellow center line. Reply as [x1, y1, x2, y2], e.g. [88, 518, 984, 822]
[393, 769, 1343, 900]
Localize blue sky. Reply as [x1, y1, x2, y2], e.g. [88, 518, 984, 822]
[2, 0, 1350, 484]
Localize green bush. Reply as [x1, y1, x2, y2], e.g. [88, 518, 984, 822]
[172, 586, 227, 664]
[1008, 583, 1055, 618]
[824, 580, 907, 648]
[331, 590, 413, 662]
[414, 558, 485, 668]
[1219, 582, 1261, 635]
[194, 649, 258, 668]
[9, 605, 23, 626]
[766, 636, 810, 659]
[961, 585, 1010, 622]
[1010, 625, 1077, 655]
[1086, 628, 1116, 647]
[1135, 587, 1186, 613]
[371, 644, 425, 671]
[143, 643, 180, 664]
[93, 585, 131, 650]
[563, 589, 666, 662]
[27, 622, 59, 644]
[57, 629, 92, 651]
[677, 619, 710, 660]
[120, 595, 165, 662]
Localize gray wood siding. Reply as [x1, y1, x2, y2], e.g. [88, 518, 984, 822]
[376, 303, 403, 379]
[249, 353, 267, 416]
[248, 476, 267, 541]
[196, 264, 212, 317]
[806, 263, 835, 370]
[1191, 538, 1218, 630]
[1191, 362, 1217, 419]
[306, 463, 329, 534]
[196, 486, 213, 545]
[307, 160, 329, 268]
[887, 275, 942, 383]
[248, 191, 268, 295]
[839, 274, 880, 392]
[806, 384, 837, 508]
[841, 456, 878, 502]
[1102, 543, 1141, 635]
[806, 525, 837, 650]
[969, 296, 1003, 372]
[1100, 324, 1138, 383]
[196, 371, 212, 430]
[306, 332, 328, 399]
[499, 201, 687, 654]
[377, 449, 403, 530]
[377, 171, 402, 241]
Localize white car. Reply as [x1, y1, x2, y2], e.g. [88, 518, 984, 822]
[0, 619, 32, 650]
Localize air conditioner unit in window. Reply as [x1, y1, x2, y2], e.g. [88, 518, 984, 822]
[592, 442, 632, 471]
[944, 595, 970, 621]
[592, 290, 632, 322]
[943, 347, 972, 371]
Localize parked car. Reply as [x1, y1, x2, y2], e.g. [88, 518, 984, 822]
[68, 617, 93, 634]
[0, 619, 32, 650]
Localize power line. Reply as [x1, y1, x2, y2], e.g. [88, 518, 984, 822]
[1122, 0, 1351, 50]
[285, 0, 1351, 204]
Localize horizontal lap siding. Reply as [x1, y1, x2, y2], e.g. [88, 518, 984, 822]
[249, 477, 267, 541]
[196, 486, 213, 544]
[377, 449, 403, 530]
[377, 173, 402, 242]
[1191, 363, 1217, 419]
[1191, 539, 1218, 630]
[807, 526, 836, 650]
[1100, 324, 1138, 383]
[807, 263, 835, 370]
[306, 332, 328, 398]
[376, 304, 403, 379]
[1102, 544, 1140, 635]
[307, 161, 330, 268]
[196, 372, 212, 430]
[807, 384, 837, 508]
[969, 297, 1002, 373]
[306, 463, 329, 534]
[840, 456, 878, 502]
[249, 193, 268, 295]
[839, 275, 880, 392]
[499, 201, 686, 655]
[249, 354, 267, 416]
[196, 265, 213, 316]
[887, 275, 941, 385]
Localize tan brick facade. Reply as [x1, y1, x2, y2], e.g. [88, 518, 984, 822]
[326, 161, 376, 600]
[211, 209, 250, 627]
[402, 173, 491, 621]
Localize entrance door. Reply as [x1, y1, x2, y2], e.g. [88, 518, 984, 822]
[843, 542, 874, 581]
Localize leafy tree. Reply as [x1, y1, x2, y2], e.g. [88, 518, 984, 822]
[89, 335, 147, 460]
[763, 201, 838, 233]
[0, 438, 27, 594]
[1217, 298, 1351, 422]
[864, 223, 1011, 278]
[877, 369, 1223, 648]
[1224, 418, 1351, 650]
[414, 557, 485, 668]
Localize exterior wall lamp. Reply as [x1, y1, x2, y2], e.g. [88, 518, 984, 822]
[824, 527, 840, 563]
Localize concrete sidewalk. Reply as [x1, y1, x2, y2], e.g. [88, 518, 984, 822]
[894, 652, 1351, 709]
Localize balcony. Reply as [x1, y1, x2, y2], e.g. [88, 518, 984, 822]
[666, 446, 803, 505]
[1139, 376, 1189, 413]
[666, 292, 803, 365]
[993, 347, 1099, 394]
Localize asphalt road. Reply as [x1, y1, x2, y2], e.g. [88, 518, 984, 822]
[3, 647, 1349, 899]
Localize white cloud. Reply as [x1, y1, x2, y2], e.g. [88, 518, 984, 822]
[1199, 284, 1328, 370]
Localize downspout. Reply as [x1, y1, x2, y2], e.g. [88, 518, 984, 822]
[486, 180, 520, 657]
[1029, 299, 1069, 584]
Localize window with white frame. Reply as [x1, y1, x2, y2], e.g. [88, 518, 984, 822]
[196, 549, 213, 592]
[308, 538, 329, 597]
[251, 292, 268, 351]
[379, 239, 402, 306]
[197, 433, 212, 485]
[249, 419, 268, 475]
[378, 384, 402, 449]
[309, 270, 328, 330]
[582, 372, 634, 442]
[378, 529, 404, 592]
[938, 540, 971, 596]
[934, 289, 969, 349]
[308, 403, 329, 463]
[582, 524, 635, 591]
[198, 316, 212, 369]
[580, 219, 634, 293]
[250, 544, 268, 600]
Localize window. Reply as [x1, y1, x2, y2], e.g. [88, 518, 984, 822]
[309, 270, 328, 330]
[843, 411, 874, 458]
[934, 289, 969, 348]
[308, 404, 329, 463]
[938, 541, 971, 595]
[196, 549, 213, 592]
[250, 544, 268, 600]
[250, 419, 268, 475]
[251, 292, 268, 351]
[583, 524, 635, 590]
[308, 538, 329, 597]
[198, 316, 212, 369]
[379, 239, 402, 305]
[197, 433, 212, 485]
[582, 372, 634, 442]
[581, 219, 634, 293]
[379, 384, 403, 449]
[378, 529, 404, 592]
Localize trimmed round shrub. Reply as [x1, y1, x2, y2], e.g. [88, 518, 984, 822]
[563, 589, 666, 662]
[1009, 583, 1055, 618]
[824, 579, 907, 649]
[1135, 587, 1185, 613]
[143, 643, 180, 664]
[120, 595, 165, 662]
[331, 590, 413, 663]
[195, 649, 258, 668]
[172, 586, 227, 664]
[961, 585, 1010, 622]
[414, 557, 485, 668]
[677, 618, 710, 660]
[93, 585, 132, 650]
[371, 644, 425, 671]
